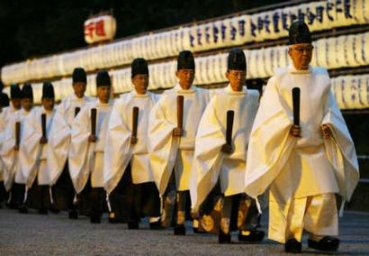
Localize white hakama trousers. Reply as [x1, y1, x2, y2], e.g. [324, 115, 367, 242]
[269, 192, 338, 243]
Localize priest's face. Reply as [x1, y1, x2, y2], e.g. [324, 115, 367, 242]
[11, 98, 22, 110]
[42, 98, 54, 111]
[132, 74, 149, 95]
[176, 69, 195, 90]
[22, 98, 33, 111]
[97, 85, 111, 103]
[73, 82, 87, 99]
[226, 70, 246, 92]
[288, 43, 313, 70]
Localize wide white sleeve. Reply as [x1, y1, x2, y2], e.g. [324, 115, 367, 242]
[104, 100, 132, 194]
[68, 106, 92, 193]
[244, 77, 297, 198]
[190, 97, 225, 212]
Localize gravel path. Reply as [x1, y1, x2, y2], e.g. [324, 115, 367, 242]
[1, 208, 369, 255]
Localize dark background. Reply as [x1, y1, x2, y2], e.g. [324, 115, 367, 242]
[0, 0, 281, 67]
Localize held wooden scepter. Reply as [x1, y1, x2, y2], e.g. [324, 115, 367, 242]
[177, 95, 184, 130]
[15, 121, 21, 148]
[292, 87, 300, 127]
[226, 110, 234, 147]
[132, 106, 139, 139]
[74, 107, 81, 117]
[41, 114, 47, 140]
[90, 108, 97, 137]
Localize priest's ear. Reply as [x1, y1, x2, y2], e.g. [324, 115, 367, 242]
[225, 70, 230, 80]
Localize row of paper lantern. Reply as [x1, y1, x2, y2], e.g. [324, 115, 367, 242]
[2, 30, 369, 95]
[3, 72, 368, 111]
[2, 0, 369, 85]
[2, 30, 369, 88]
[332, 74, 369, 110]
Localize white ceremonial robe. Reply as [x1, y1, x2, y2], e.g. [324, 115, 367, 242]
[0, 109, 31, 191]
[19, 107, 56, 188]
[244, 65, 359, 242]
[0, 105, 19, 183]
[190, 85, 259, 212]
[47, 94, 95, 185]
[104, 91, 159, 194]
[69, 100, 113, 193]
[148, 84, 210, 195]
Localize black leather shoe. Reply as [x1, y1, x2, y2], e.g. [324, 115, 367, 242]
[18, 204, 28, 214]
[150, 221, 163, 230]
[218, 231, 232, 244]
[68, 210, 78, 219]
[174, 224, 186, 235]
[193, 227, 206, 234]
[128, 221, 139, 229]
[38, 208, 48, 215]
[308, 236, 340, 252]
[49, 204, 60, 214]
[238, 230, 265, 243]
[90, 216, 101, 223]
[285, 238, 302, 253]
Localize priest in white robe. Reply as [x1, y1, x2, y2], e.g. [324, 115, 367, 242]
[148, 50, 210, 235]
[0, 84, 22, 208]
[190, 48, 264, 243]
[0, 88, 9, 207]
[244, 21, 359, 253]
[0, 84, 33, 211]
[104, 58, 161, 229]
[19, 82, 56, 214]
[69, 70, 113, 223]
[47, 67, 94, 219]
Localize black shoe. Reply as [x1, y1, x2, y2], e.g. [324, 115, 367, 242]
[308, 236, 340, 252]
[18, 204, 28, 214]
[90, 216, 101, 223]
[193, 227, 206, 234]
[49, 204, 60, 214]
[218, 231, 232, 244]
[174, 224, 186, 235]
[285, 239, 302, 253]
[238, 230, 265, 243]
[150, 221, 163, 230]
[128, 221, 139, 229]
[68, 210, 78, 219]
[6, 202, 18, 209]
[38, 208, 48, 215]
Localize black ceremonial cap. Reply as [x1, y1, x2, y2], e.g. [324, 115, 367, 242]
[72, 67, 87, 83]
[42, 82, 55, 99]
[10, 84, 22, 99]
[22, 83, 33, 99]
[288, 21, 312, 45]
[131, 58, 149, 78]
[227, 48, 246, 71]
[177, 50, 195, 70]
[96, 70, 111, 87]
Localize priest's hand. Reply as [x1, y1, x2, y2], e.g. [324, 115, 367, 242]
[321, 124, 333, 139]
[289, 125, 301, 138]
[89, 134, 97, 143]
[130, 136, 138, 145]
[172, 127, 184, 137]
[40, 137, 48, 144]
[221, 143, 234, 154]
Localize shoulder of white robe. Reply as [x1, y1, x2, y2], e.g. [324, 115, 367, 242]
[273, 66, 288, 77]
[312, 66, 329, 76]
